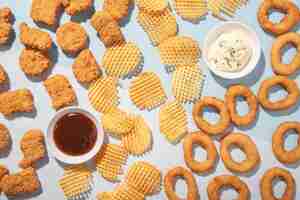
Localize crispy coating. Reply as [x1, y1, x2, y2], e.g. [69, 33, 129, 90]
[19, 48, 52, 76]
[103, 0, 131, 22]
[20, 23, 52, 51]
[31, 0, 62, 27]
[0, 123, 10, 152]
[0, 22, 12, 45]
[0, 165, 9, 193]
[56, 22, 88, 54]
[62, 0, 93, 16]
[0, 64, 7, 84]
[0, 7, 13, 24]
[19, 129, 46, 169]
[0, 89, 34, 116]
[44, 75, 76, 110]
[72, 49, 101, 83]
[1, 168, 41, 197]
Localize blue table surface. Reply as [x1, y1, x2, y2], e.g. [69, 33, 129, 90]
[1, 0, 300, 199]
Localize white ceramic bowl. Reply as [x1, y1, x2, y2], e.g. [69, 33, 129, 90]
[47, 107, 104, 164]
[203, 21, 261, 79]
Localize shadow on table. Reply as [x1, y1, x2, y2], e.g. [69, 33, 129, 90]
[7, 187, 43, 200]
[0, 29, 16, 52]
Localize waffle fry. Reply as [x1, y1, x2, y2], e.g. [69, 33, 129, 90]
[101, 107, 134, 138]
[97, 192, 114, 200]
[173, 0, 208, 21]
[158, 36, 201, 70]
[129, 72, 167, 110]
[125, 161, 161, 195]
[172, 65, 204, 103]
[159, 101, 188, 144]
[102, 42, 142, 78]
[137, 8, 178, 46]
[136, 0, 169, 13]
[207, 0, 248, 19]
[112, 184, 145, 200]
[95, 144, 128, 182]
[88, 77, 119, 113]
[59, 164, 92, 199]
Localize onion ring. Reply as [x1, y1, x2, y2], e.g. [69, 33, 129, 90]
[220, 133, 260, 173]
[207, 175, 250, 200]
[257, 76, 300, 111]
[225, 85, 258, 127]
[193, 97, 231, 136]
[257, 0, 300, 36]
[183, 131, 218, 174]
[164, 166, 199, 200]
[271, 32, 300, 76]
[272, 121, 300, 164]
[260, 167, 295, 200]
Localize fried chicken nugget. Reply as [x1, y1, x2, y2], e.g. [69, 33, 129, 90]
[0, 165, 9, 193]
[43, 75, 77, 110]
[0, 22, 13, 45]
[19, 129, 46, 169]
[0, 64, 7, 85]
[20, 23, 52, 51]
[0, 89, 34, 116]
[62, 0, 93, 16]
[0, 124, 10, 152]
[0, 7, 13, 24]
[1, 167, 41, 197]
[103, 0, 131, 22]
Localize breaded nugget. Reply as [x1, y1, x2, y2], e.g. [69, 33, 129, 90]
[31, 0, 62, 27]
[62, 0, 93, 16]
[19, 48, 52, 76]
[0, 124, 10, 152]
[90, 11, 125, 48]
[56, 22, 88, 54]
[72, 49, 101, 83]
[19, 129, 46, 169]
[20, 23, 52, 51]
[103, 0, 131, 22]
[0, 7, 13, 24]
[0, 89, 34, 116]
[0, 165, 9, 193]
[44, 75, 76, 110]
[0, 22, 12, 45]
[0, 64, 7, 85]
[1, 167, 41, 197]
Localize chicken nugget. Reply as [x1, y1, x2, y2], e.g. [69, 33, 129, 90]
[19, 48, 52, 76]
[0, 64, 7, 85]
[20, 23, 52, 51]
[0, 124, 10, 152]
[0, 165, 9, 193]
[0, 7, 13, 24]
[44, 75, 77, 110]
[1, 167, 41, 197]
[103, 0, 131, 22]
[0, 22, 12, 45]
[72, 49, 101, 83]
[19, 129, 46, 169]
[62, 0, 93, 16]
[0, 89, 34, 116]
[31, 0, 62, 27]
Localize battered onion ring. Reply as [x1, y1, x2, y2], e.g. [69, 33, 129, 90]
[257, 76, 300, 111]
[183, 131, 218, 174]
[164, 166, 199, 200]
[193, 97, 231, 136]
[271, 32, 300, 76]
[225, 85, 258, 127]
[207, 175, 250, 200]
[220, 133, 260, 173]
[257, 0, 300, 35]
[260, 167, 295, 200]
[272, 121, 300, 164]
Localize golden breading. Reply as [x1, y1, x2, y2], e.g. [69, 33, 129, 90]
[172, 65, 204, 103]
[0, 89, 34, 116]
[72, 49, 101, 83]
[1, 167, 41, 197]
[19, 129, 46, 169]
[31, 0, 62, 27]
[121, 116, 153, 155]
[102, 42, 142, 78]
[56, 22, 88, 54]
[159, 101, 188, 144]
[125, 161, 161, 195]
[103, 0, 131, 22]
[43, 75, 77, 110]
[173, 0, 208, 21]
[88, 77, 119, 113]
[0, 64, 7, 84]
[90, 11, 126, 48]
[0, 123, 10, 152]
[137, 8, 178, 46]
[0, 7, 13, 23]
[95, 144, 128, 182]
[129, 72, 167, 110]
[19, 48, 52, 76]
[111, 184, 145, 200]
[62, 0, 93, 16]
[0, 165, 9, 193]
[136, 0, 169, 13]
[0, 22, 13, 45]
[19, 23, 52, 51]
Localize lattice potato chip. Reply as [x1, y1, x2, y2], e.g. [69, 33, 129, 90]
[136, 0, 169, 13]
[111, 184, 145, 200]
[173, 0, 208, 21]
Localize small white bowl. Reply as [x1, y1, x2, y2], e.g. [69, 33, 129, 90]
[47, 107, 104, 165]
[203, 21, 261, 79]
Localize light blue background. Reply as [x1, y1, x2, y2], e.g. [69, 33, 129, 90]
[0, 0, 300, 199]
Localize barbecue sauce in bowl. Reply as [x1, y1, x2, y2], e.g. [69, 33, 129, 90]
[53, 112, 97, 156]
